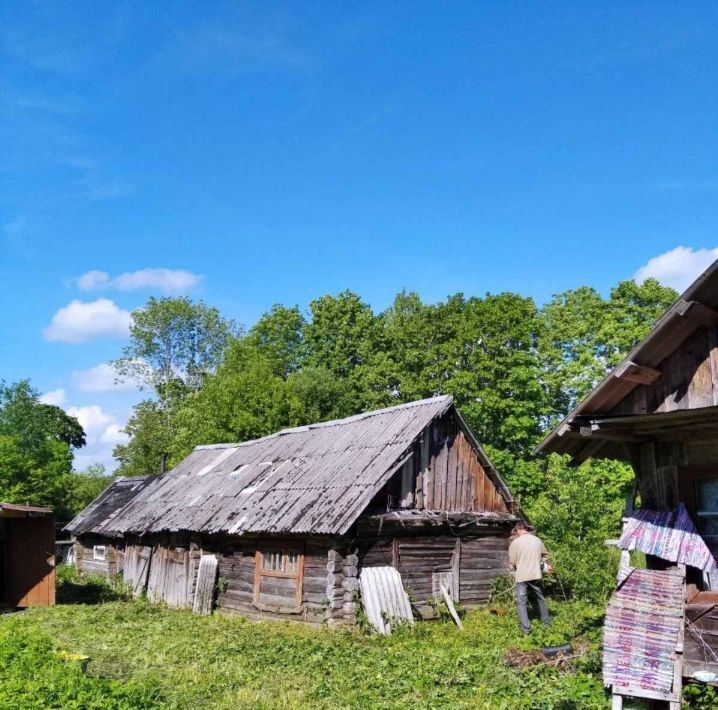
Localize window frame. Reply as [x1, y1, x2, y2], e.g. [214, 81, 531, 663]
[695, 477, 718, 549]
[253, 544, 304, 614]
[93, 544, 107, 561]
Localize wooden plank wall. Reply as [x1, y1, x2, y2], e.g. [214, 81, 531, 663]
[124, 542, 153, 595]
[459, 533, 510, 607]
[7, 516, 55, 608]
[145, 534, 201, 609]
[614, 326, 718, 415]
[357, 527, 511, 618]
[416, 418, 508, 513]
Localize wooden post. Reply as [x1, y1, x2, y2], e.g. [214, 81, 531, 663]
[611, 694, 623, 710]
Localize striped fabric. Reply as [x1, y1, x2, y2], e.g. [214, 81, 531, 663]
[603, 567, 684, 695]
[618, 504, 718, 576]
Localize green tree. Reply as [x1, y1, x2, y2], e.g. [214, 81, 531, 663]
[538, 278, 677, 421]
[113, 298, 236, 474]
[113, 400, 174, 476]
[246, 305, 306, 378]
[0, 380, 86, 516]
[114, 297, 236, 397]
[66, 464, 116, 515]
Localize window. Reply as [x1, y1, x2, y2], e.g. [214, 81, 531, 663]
[93, 545, 107, 561]
[696, 479, 718, 554]
[253, 547, 304, 613]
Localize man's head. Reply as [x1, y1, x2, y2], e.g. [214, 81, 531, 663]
[512, 522, 530, 536]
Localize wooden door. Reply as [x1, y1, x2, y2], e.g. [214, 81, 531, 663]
[8, 517, 55, 607]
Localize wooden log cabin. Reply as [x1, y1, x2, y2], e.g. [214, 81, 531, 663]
[537, 260, 718, 688]
[65, 476, 154, 578]
[0, 503, 55, 608]
[98, 396, 520, 627]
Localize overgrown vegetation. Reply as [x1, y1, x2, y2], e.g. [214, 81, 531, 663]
[8, 570, 715, 708]
[3, 570, 612, 709]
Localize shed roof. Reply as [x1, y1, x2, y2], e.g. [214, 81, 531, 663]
[100, 395, 507, 537]
[536, 259, 718, 461]
[0, 502, 53, 517]
[65, 475, 154, 536]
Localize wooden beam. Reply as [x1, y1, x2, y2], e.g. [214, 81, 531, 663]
[613, 360, 661, 386]
[679, 299, 718, 326]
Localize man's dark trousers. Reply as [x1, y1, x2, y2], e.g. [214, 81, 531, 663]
[515, 579, 550, 634]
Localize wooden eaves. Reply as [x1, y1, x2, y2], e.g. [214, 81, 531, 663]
[535, 259, 718, 463]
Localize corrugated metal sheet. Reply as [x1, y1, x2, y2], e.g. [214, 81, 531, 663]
[64, 476, 154, 535]
[359, 566, 414, 634]
[100, 396, 454, 537]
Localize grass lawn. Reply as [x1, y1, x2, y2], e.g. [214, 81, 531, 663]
[0, 568, 621, 709]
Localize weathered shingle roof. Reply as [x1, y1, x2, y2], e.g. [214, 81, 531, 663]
[100, 396, 457, 537]
[65, 476, 154, 535]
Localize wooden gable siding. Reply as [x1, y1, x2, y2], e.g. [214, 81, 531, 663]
[613, 326, 718, 415]
[377, 413, 509, 514]
[418, 421, 506, 512]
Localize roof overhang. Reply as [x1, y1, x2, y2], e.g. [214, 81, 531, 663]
[0, 502, 53, 518]
[536, 259, 718, 462]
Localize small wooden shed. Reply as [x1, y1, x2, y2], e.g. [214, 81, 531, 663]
[0, 503, 55, 608]
[65, 476, 154, 578]
[99, 396, 520, 627]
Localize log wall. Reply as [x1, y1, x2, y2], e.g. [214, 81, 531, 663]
[74, 534, 121, 578]
[212, 536, 333, 625]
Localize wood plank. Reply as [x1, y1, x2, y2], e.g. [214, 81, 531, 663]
[192, 555, 218, 615]
[614, 360, 662, 386]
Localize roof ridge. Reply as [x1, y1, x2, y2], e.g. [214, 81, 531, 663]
[194, 395, 453, 451]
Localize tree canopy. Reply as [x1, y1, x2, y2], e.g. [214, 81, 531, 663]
[0, 381, 87, 517]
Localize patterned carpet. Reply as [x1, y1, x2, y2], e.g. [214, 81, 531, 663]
[603, 567, 684, 695]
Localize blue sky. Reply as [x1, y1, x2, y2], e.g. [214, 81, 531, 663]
[1, 1, 717, 471]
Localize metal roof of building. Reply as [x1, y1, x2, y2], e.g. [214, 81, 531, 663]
[64, 475, 154, 536]
[100, 396, 463, 537]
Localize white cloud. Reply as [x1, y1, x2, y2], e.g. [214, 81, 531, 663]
[66, 404, 114, 434]
[71, 362, 140, 393]
[75, 268, 202, 294]
[66, 404, 129, 473]
[39, 388, 66, 406]
[43, 298, 131, 343]
[100, 423, 129, 446]
[634, 247, 718, 293]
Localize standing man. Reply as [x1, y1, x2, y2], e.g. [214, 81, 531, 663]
[508, 522, 551, 635]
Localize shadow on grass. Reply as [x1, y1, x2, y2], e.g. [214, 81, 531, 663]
[56, 566, 128, 605]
